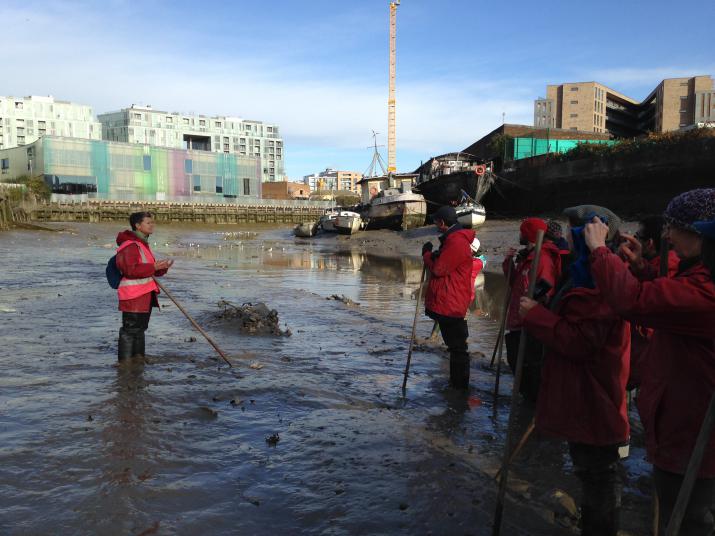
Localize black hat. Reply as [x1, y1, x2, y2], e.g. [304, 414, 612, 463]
[433, 206, 458, 226]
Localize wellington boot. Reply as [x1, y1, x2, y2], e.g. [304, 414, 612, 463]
[449, 355, 470, 390]
[131, 331, 146, 360]
[118, 330, 134, 362]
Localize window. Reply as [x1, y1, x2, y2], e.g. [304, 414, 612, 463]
[199, 119, 206, 126]
[570, 127, 578, 131]
[216, 176, 223, 194]
[17, 136, 25, 145]
[166, 116, 173, 123]
[570, 100, 578, 104]
[570, 87, 579, 92]
[183, 118, 190, 125]
[193, 175, 201, 192]
[15, 101, 23, 109]
[133, 113, 142, 119]
[223, 137, 229, 143]
[1, 158, 9, 169]
[184, 159, 193, 173]
[143, 155, 151, 171]
[243, 178, 251, 195]
[570, 113, 578, 118]
[215, 121, 222, 128]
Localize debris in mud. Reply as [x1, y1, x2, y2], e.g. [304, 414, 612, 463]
[398, 502, 409, 511]
[214, 300, 291, 336]
[266, 433, 280, 446]
[196, 406, 218, 419]
[185, 336, 197, 342]
[249, 362, 264, 370]
[327, 294, 360, 307]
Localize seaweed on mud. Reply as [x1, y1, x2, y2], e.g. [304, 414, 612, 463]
[214, 300, 291, 336]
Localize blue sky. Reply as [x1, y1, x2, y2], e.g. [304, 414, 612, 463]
[2, 0, 714, 179]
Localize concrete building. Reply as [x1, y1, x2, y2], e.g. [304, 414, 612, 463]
[0, 136, 261, 202]
[0, 95, 102, 150]
[98, 104, 284, 183]
[262, 180, 310, 200]
[302, 168, 363, 192]
[534, 75, 715, 137]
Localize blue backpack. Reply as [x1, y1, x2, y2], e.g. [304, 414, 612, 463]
[106, 255, 122, 289]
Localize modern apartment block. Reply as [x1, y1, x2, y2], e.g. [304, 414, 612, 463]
[534, 75, 715, 137]
[98, 104, 284, 183]
[0, 95, 101, 150]
[0, 136, 262, 201]
[303, 168, 363, 192]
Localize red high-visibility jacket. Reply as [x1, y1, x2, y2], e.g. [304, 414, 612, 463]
[523, 287, 630, 446]
[115, 230, 165, 313]
[591, 247, 715, 477]
[423, 228, 476, 318]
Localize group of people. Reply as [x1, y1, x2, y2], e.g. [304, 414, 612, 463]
[421, 188, 715, 535]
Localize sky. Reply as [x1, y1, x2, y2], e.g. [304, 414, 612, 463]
[2, 0, 714, 180]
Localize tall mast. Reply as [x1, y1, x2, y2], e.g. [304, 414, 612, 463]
[387, 1, 399, 174]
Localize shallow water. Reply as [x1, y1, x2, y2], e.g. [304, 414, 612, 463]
[0, 223, 650, 535]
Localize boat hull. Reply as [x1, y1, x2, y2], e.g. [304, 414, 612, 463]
[414, 171, 478, 215]
[293, 222, 317, 238]
[365, 199, 426, 231]
[457, 205, 486, 228]
[335, 213, 363, 235]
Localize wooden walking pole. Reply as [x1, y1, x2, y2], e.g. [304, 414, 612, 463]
[492, 230, 545, 536]
[489, 263, 514, 368]
[153, 277, 233, 368]
[665, 393, 715, 536]
[659, 241, 671, 277]
[402, 265, 427, 392]
[494, 418, 536, 481]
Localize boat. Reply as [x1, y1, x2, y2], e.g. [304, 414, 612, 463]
[293, 222, 318, 238]
[319, 208, 339, 232]
[456, 201, 486, 228]
[334, 210, 364, 235]
[413, 153, 494, 216]
[363, 184, 426, 231]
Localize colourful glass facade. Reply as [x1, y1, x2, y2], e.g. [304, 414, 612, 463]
[37, 136, 262, 201]
[511, 137, 617, 161]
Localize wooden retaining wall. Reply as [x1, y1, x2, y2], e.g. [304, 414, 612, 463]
[30, 201, 326, 225]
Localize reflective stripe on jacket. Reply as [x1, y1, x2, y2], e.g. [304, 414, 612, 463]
[117, 240, 159, 301]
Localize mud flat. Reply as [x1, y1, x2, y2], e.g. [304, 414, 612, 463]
[0, 222, 650, 535]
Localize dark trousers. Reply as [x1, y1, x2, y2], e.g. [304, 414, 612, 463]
[427, 310, 469, 389]
[118, 311, 152, 361]
[569, 443, 623, 536]
[505, 330, 543, 403]
[654, 466, 715, 535]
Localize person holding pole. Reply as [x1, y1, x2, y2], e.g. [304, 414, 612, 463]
[584, 188, 715, 535]
[115, 211, 173, 364]
[422, 206, 475, 390]
[502, 217, 561, 402]
[518, 206, 629, 536]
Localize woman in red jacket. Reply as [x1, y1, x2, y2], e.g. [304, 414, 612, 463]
[519, 207, 629, 536]
[585, 188, 715, 535]
[116, 212, 173, 363]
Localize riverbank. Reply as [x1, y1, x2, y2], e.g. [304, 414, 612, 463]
[0, 222, 650, 535]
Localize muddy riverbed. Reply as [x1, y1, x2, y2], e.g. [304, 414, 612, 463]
[0, 222, 650, 535]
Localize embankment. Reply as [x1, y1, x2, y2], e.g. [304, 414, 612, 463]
[483, 134, 715, 216]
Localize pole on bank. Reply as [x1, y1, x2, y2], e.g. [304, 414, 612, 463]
[402, 265, 427, 392]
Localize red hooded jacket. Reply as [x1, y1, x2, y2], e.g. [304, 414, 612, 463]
[115, 230, 166, 313]
[423, 227, 476, 318]
[523, 287, 631, 445]
[591, 247, 715, 477]
[502, 241, 562, 330]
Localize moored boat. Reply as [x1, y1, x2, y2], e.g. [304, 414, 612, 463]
[293, 222, 318, 238]
[456, 201, 486, 228]
[319, 208, 339, 232]
[334, 211, 363, 235]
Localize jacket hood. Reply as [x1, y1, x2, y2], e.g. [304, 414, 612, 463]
[116, 230, 143, 246]
[446, 228, 476, 245]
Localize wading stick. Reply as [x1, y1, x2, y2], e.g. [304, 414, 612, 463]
[402, 265, 427, 392]
[153, 277, 233, 368]
[489, 263, 514, 368]
[494, 418, 535, 481]
[492, 229, 545, 536]
[493, 267, 514, 406]
[665, 392, 715, 536]
[659, 241, 671, 277]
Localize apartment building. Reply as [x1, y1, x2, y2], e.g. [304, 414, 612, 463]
[0, 95, 101, 150]
[534, 75, 715, 137]
[98, 105, 284, 183]
[303, 168, 363, 192]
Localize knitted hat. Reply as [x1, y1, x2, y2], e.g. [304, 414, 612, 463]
[520, 217, 548, 244]
[470, 237, 481, 253]
[433, 206, 458, 226]
[664, 189, 715, 232]
[693, 219, 715, 239]
[563, 204, 621, 242]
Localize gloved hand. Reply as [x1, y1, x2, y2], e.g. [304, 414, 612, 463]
[422, 241, 434, 255]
